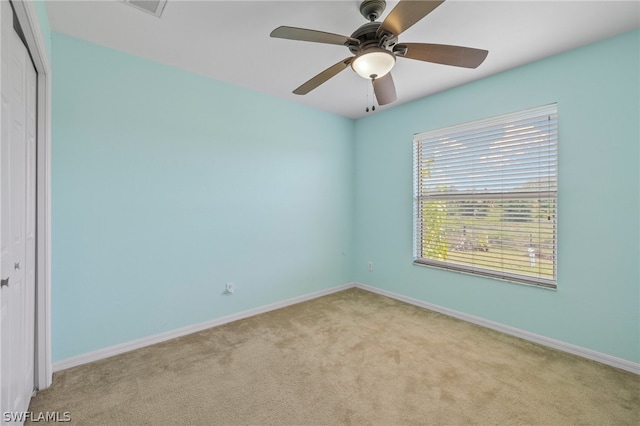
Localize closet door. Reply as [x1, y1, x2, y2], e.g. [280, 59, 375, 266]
[0, 0, 37, 421]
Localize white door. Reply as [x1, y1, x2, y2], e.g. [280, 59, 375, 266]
[0, 0, 37, 421]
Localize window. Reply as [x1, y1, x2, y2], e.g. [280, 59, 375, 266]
[413, 104, 557, 288]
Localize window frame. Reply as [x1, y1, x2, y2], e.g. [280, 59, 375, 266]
[413, 104, 558, 289]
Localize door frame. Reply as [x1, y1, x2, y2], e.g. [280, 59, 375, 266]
[2, 0, 52, 390]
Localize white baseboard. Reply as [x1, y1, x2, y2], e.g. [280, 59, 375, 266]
[54, 281, 639, 375]
[53, 282, 356, 372]
[354, 283, 640, 375]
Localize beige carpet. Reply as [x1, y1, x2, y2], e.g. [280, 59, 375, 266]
[28, 288, 639, 425]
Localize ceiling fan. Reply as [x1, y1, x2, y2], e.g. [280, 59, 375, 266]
[270, 0, 488, 106]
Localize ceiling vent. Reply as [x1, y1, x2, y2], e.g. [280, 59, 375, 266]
[122, 0, 167, 18]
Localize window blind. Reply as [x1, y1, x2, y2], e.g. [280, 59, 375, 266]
[413, 104, 558, 288]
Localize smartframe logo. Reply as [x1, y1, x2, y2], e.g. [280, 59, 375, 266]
[2, 411, 71, 423]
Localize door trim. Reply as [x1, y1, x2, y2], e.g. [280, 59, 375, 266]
[6, 0, 52, 390]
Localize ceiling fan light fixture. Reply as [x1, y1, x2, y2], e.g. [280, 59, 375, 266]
[351, 48, 395, 79]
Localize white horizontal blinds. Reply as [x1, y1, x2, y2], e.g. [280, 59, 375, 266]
[413, 104, 557, 288]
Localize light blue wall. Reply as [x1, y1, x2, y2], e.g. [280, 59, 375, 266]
[353, 30, 640, 363]
[34, 0, 51, 60]
[51, 33, 355, 361]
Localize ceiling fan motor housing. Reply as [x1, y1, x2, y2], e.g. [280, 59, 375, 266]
[348, 22, 398, 55]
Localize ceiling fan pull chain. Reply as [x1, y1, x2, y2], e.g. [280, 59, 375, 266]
[365, 78, 370, 112]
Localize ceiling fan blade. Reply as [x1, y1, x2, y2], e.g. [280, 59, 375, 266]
[293, 58, 354, 95]
[377, 0, 445, 38]
[271, 26, 358, 46]
[397, 43, 488, 68]
[372, 73, 397, 105]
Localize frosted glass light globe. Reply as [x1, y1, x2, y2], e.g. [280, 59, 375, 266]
[351, 48, 396, 79]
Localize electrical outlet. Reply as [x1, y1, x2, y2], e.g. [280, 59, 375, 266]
[367, 261, 373, 271]
[225, 282, 234, 295]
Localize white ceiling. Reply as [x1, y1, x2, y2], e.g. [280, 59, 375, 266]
[45, 1, 640, 119]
